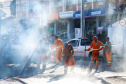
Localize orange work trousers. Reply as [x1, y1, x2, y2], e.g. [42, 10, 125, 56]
[38, 54, 46, 64]
[90, 54, 99, 69]
[55, 48, 63, 64]
[37, 54, 47, 68]
[64, 56, 75, 68]
[105, 51, 112, 66]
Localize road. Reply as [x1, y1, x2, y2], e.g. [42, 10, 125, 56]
[0, 57, 126, 84]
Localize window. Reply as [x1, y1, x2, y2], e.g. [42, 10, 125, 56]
[78, 0, 88, 4]
[81, 39, 91, 46]
[99, 1, 103, 5]
[84, 4, 87, 7]
[68, 40, 79, 47]
[41, 1, 49, 8]
[54, 0, 62, 7]
[67, 0, 76, 5]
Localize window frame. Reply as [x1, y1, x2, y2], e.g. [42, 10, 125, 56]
[53, 0, 62, 7]
[80, 39, 91, 46]
[68, 40, 79, 47]
[66, 0, 77, 5]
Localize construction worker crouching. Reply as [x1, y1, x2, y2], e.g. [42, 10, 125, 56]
[52, 36, 64, 64]
[85, 36, 105, 73]
[37, 36, 49, 71]
[62, 43, 75, 74]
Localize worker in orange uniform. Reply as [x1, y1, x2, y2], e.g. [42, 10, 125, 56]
[104, 37, 112, 66]
[37, 36, 49, 71]
[52, 36, 64, 64]
[85, 36, 105, 73]
[62, 43, 75, 74]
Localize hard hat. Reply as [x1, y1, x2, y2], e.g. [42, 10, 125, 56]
[92, 36, 98, 40]
[3, 37, 7, 39]
[64, 43, 68, 47]
[55, 35, 58, 38]
[42, 36, 46, 39]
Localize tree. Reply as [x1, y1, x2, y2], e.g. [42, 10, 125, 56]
[10, 0, 16, 16]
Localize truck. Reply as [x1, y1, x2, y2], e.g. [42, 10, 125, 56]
[67, 38, 104, 58]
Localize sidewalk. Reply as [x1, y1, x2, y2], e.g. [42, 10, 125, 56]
[94, 70, 126, 84]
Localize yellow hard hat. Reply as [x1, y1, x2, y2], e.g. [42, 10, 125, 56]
[3, 37, 7, 39]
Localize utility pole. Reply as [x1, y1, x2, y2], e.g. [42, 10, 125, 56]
[0, 12, 1, 55]
[81, 0, 85, 38]
[105, 0, 108, 34]
[28, 0, 31, 18]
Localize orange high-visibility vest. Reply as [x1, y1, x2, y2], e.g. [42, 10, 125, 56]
[52, 39, 63, 50]
[62, 44, 74, 57]
[87, 41, 105, 54]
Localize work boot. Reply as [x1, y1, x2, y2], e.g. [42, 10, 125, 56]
[105, 65, 111, 71]
[88, 68, 92, 74]
[42, 63, 46, 71]
[94, 68, 99, 73]
[37, 64, 40, 69]
[107, 65, 111, 67]
[64, 68, 68, 74]
[70, 66, 74, 72]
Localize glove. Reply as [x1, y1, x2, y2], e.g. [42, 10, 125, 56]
[99, 49, 101, 51]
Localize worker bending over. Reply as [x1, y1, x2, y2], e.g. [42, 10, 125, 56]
[62, 43, 75, 74]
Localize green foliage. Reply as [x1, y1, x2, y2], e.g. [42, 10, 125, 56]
[86, 33, 89, 38]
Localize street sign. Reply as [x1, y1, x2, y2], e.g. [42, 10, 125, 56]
[119, 19, 126, 26]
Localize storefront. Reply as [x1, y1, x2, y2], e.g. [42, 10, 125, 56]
[59, 11, 74, 39]
[73, 8, 105, 35]
[48, 13, 60, 35]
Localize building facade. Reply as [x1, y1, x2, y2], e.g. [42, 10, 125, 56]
[47, 0, 106, 40]
[47, 0, 126, 41]
[15, 0, 126, 41]
[0, 0, 12, 18]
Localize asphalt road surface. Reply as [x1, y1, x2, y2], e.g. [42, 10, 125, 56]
[0, 57, 126, 84]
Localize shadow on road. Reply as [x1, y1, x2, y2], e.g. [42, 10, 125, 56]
[46, 64, 58, 70]
[48, 74, 65, 83]
[0, 63, 45, 79]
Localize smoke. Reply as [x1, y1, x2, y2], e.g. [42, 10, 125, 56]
[108, 18, 126, 72]
[0, 0, 52, 78]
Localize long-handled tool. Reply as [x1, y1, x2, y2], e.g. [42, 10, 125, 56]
[19, 41, 41, 77]
[50, 49, 70, 74]
[84, 41, 86, 69]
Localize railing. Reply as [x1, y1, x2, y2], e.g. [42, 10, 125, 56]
[57, 32, 67, 39]
[56, 32, 75, 43]
[68, 32, 75, 39]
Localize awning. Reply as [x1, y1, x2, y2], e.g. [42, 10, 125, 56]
[73, 8, 105, 19]
[59, 11, 74, 19]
